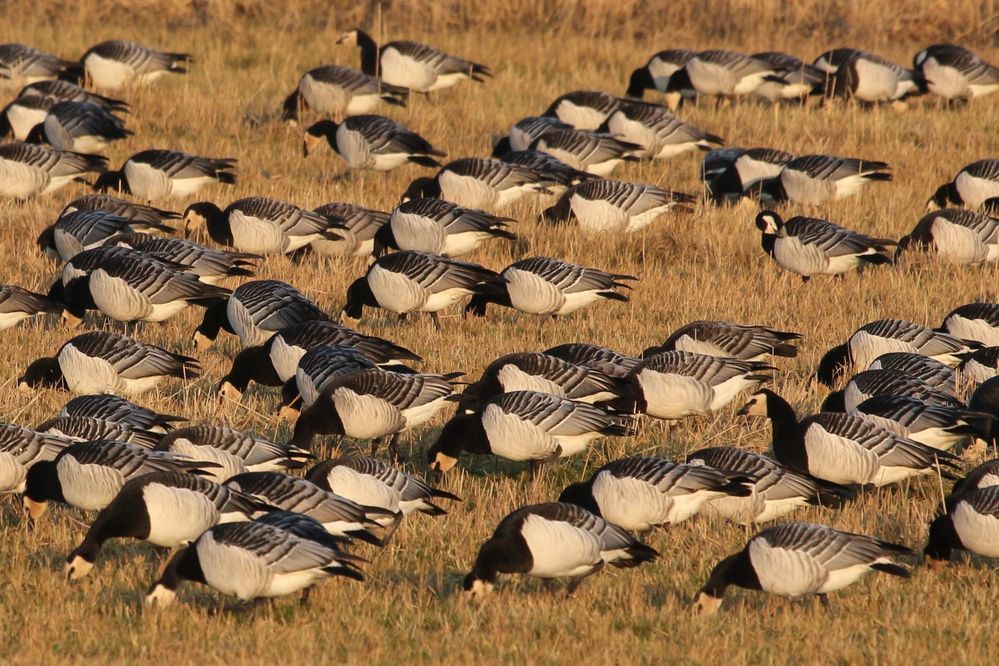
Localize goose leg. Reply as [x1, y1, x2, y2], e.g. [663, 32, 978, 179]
[370, 437, 381, 457]
[387, 433, 402, 463]
[430, 312, 442, 331]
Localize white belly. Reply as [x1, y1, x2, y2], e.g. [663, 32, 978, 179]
[143, 484, 222, 547]
[84, 53, 137, 90]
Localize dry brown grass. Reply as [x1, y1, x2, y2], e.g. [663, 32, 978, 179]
[2, 2, 999, 664]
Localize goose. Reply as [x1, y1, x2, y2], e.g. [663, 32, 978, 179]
[0, 284, 61, 329]
[284, 344, 380, 411]
[762, 155, 893, 205]
[626, 49, 696, 106]
[693, 522, 911, 614]
[827, 51, 920, 103]
[57, 394, 184, 434]
[0, 424, 72, 493]
[850, 395, 993, 452]
[940, 302, 999, 346]
[25, 100, 130, 154]
[145, 519, 363, 606]
[376, 197, 517, 256]
[685, 447, 850, 524]
[914, 45, 999, 101]
[866, 353, 957, 393]
[702, 146, 795, 204]
[541, 179, 695, 234]
[182, 197, 343, 255]
[337, 29, 490, 92]
[38, 415, 160, 449]
[813, 48, 864, 74]
[341, 251, 504, 329]
[281, 65, 408, 121]
[0, 142, 106, 199]
[428, 390, 636, 476]
[18, 330, 200, 395]
[48, 244, 184, 306]
[751, 52, 824, 102]
[302, 116, 445, 170]
[969, 377, 999, 448]
[22, 439, 213, 519]
[64, 471, 263, 580]
[542, 343, 641, 379]
[558, 457, 751, 532]
[491, 116, 573, 156]
[463, 502, 658, 596]
[81, 40, 190, 90]
[928, 160, 999, 209]
[38, 209, 174, 261]
[308, 202, 389, 258]
[2, 83, 126, 141]
[754, 210, 894, 281]
[739, 389, 957, 487]
[542, 90, 624, 130]
[822, 369, 963, 415]
[155, 425, 313, 482]
[95, 149, 236, 200]
[103, 234, 259, 283]
[961, 347, 999, 385]
[464, 256, 635, 318]
[497, 150, 593, 192]
[925, 486, 999, 568]
[646, 320, 802, 360]
[400, 157, 554, 209]
[599, 104, 723, 160]
[529, 128, 641, 176]
[17, 79, 127, 111]
[254, 510, 355, 550]
[681, 50, 780, 99]
[61, 193, 179, 230]
[218, 319, 419, 399]
[0, 44, 80, 87]
[895, 208, 999, 264]
[193, 280, 329, 350]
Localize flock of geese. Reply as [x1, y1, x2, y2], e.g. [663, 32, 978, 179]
[1, 33, 999, 616]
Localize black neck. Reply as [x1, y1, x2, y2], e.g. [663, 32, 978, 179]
[25, 461, 64, 503]
[224, 345, 280, 391]
[702, 550, 759, 597]
[195, 299, 232, 342]
[354, 30, 379, 76]
[291, 401, 345, 449]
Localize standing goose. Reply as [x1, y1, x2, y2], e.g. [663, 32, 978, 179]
[925, 486, 999, 568]
[103, 234, 259, 283]
[341, 251, 504, 329]
[914, 45, 999, 101]
[309, 202, 389, 258]
[763, 155, 893, 205]
[0, 142, 106, 199]
[428, 390, 636, 476]
[57, 394, 184, 434]
[928, 160, 999, 209]
[281, 65, 408, 122]
[646, 320, 802, 361]
[0, 424, 72, 493]
[754, 210, 894, 281]
[543, 90, 624, 130]
[0, 284, 61, 330]
[558, 457, 751, 532]
[302, 116, 445, 170]
[38, 209, 173, 261]
[337, 29, 490, 93]
[96, 149, 236, 200]
[626, 49, 696, 106]
[400, 157, 554, 209]
[828, 51, 920, 103]
[284, 344, 380, 412]
[543, 343, 641, 379]
[751, 52, 825, 102]
[155, 425, 312, 482]
[25, 100, 130, 154]
[0, 44, 80, 87]
[61, 193, 179, 231]
[182, 197, 344, 255]
[18, 330, 200, 395]
[542, 179, 695, 234]
[702, 146, 795, 204]
[376, 197, 517, 257]
[464, 256, 635, 318]
[681, 50, 780, 99]
[851, 395, 993, 452]
[940, 302, 999, 346]
[530, 128, 641, 176]
[81, 40, 190, 90]
[491, 116, 573, 156]
[601, 104, 723, 160]
[497, 150, 593, 192]
[37, 415, 160, 449]
[895, 209, 999, 264]
[463, 502, 658, 596]
[693, 522, 911, 614]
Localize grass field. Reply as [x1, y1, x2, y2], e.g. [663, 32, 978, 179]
[2, 2, 999, 663]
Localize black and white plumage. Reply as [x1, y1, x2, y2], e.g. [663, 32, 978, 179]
[463, 502, 658, 596]
[338, 29, 491, 93]
[81, 40, 190, 91]
[464, 256, 635, 318]
[929, 160, 999, 210]
[530, 128, 641, 176]
[281, 65, 408, 121]
[2, 82, 126, 141]
[401, 157, 554, 210]
[0, 284, 61, 330]
[940, 302, 999, 346]
[428, 390, 636, 475]
[960, 347, 999, 385]
[626, 49, 696, 105]
[850, 395, 993, 452]
[599, 103, 723, 160]
[37, 209, 173, 262]
[95, 150, 236, 200]
[285, 344, 379, 411]
[896, 209, 999, 264]
[813, 48, 864, 74]
[376, 197, 516, 257]
[543, 90, 625, 130]
[543, 343, 641, 379]
[303, 116, 445, 171]
[925, 486, 999, 568]
[825, 370, 962, 415]
[491, 116, 573, 156]
[694, 522, 911, 614]
[497, 150, 592, 192]
[38, 415, 160, 449]
[57, 394, 184, 434]
[103, 234, 258, 283]
[914, 45, 999, 101]
[751, 52, 825, 102]
[764, 155, 893, 205]
[309, 202, 389, 258]
[183, 197, 343, 255]
[0, 44, 80, 88]
[0, 423, 72, 493]
[18, 330, 200, 396]
[0, 142, 106, 199]
[969, 378, 999, 448]
[17, 79, 127, 111]
[26, 100, 130, 154]
[61, 193, 179, 231]
[828, 51, 920, 103]
[156, 426, 312, 482]
[755, 211, 894, 280]
[866, 352, 957, 393]
[702, 146, 796, 204]
[681, 50, 779, 98]
[949, 458, 999, 500]
[647, 320, 802, 361]
[542, 178, 695, 234]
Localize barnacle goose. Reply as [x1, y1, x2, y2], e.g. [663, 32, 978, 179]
[542, 179, 695, 234]
[337, 29, 491, 93]
[25, 100, 130, 154]
[813, 48, 864, 74]
[895, 209, 999, 264]
[866, 352, 957, 393]
[491, 116, 573, 156]
[0, 424, 72, 493]
[2, 82, 126, 141]
[693, 522, 911, 614]
[760, 155, 892, 205]
[940, 302, 999, 346]
[950, 458, 999, 499]
[401, 157, 554, 209]
[375, 197, 517, 257]
[827, 51, 921, 103]
[0, 44, 80, 87]
[463, 502, 657, 596]
[95, 149, 236, 200]
[38, 415, 160, 449]
[820, 369, 962, 414]
[309, 202, 389, 258]
[542, 343, 641, 379]
[850, 395, 992, 452]
[104, 234, 258, 283]
[925, 485, 999, 568]
[702, 146, 795, 204]
[463, 256, 635, 317]
[0, 142, 106, 199]
[61, 193, 179, 230]
[57, 394, 184, 434]
[0, 284, 61, 329]
[497, 150, 592, 192]
[81, 40, 190, 90]
[681, 50, 780, 99]
[530, 128, 642, 176]
[38, 209, 174, 261]
[155, 425, 312, 482]
[626, 49, 696, 107]
[646, 320, 801, 360]
[18, 79, 126, 111]
[600, 104, 723, 160]
[542, 90, 625, 130]
[281, 65, 408, 122]
[914, 44, 999, 101]
[751, 52, 825, 102]
[302, 116, 446, 170]
[928, 160, 999, 210]
[282, 344, 380, 412]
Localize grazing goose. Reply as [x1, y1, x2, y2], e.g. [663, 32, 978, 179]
[543, 343, 641, 379]
[0, 142, 106, 199]
[182, 197, 343, 255]
[342, 251, 503, 329]
[914, 45, 999, 101]
[542, 179, 695, 234]
[693, 522, 911, 614]
[64, 471, 262, 580]
[739, 389, 957, 487]
[682, 50, 779, 99]
[0, 44, 80, 87]
[751, 52, 824, 102]
[146, 520, 363, 606]
[866, 353, 957, 393]
[823, 369, 962, 415]
[850, 395, 992, 452]
[463, 502, 658, 596]
[828, 51, 920, 103]
[558, 457, 751, 531]
[530, 128, 641, 176]
[22, 440, 212, 518]
[543, 90, 624, 130]
[61, 193, 179, 230]
[284, 344, 379, 411]
[38, 209, 174, 261]
[193, 280, 329, 350]
[0, 424, 72, 493]
[2, 82, 126, 141]
[940, 302, 999, 346]
[38, 415, 159, 449]
[0, 284, 61, 329]
[969, 378, 999, 448]
[464, 256, 635, 318]
[626, 49, 696, 106]
[925, 486, 999, 568]
[309, 202, 389, 258]
[702, 146, 795, 204]
[104, 234, 258, 283]
[492, 116, 573, 156]
[376, 197, 517, 256]
[401, 157, 553, 209]
[281, 65, 408, 121]
[18, 330, 200, 396]
[58, 394, 183, 434]
[95, 150, 236, 200]
[961, 347, 999, 385]
[599, 104, 723, 160]
[81, 40, 190, 90]
[497, 150, 592, 192]
[428, 391, 636, 476]
[686, 447, 850, 524]
[337, 29, 490, 92]
[896, 208, 999, 264]
[754, 210, 894, 281]
[302, 116, 445, 170]
[647, 320, 801, 360]
[762, 155, 893, 205]
[929, 160, 999, 209]
[155, 425, 312, 482]
[26, 101, 130, 154]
